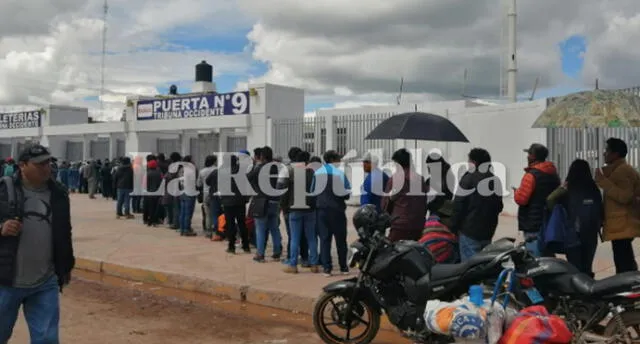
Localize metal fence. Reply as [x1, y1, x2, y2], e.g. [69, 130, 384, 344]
[271, 113, 396, 160]
[272, 117, 327, 159]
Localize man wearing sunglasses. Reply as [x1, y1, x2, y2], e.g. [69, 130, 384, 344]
[0, 144, 75, 343]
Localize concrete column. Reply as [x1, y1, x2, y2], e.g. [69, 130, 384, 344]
[108, 134, 117, 160]
[125, 131, 139, 158]
[82, 135, 91, 161]
[10, 138, 17, 158]
[325, 115, 335, 151]
[180, 130, 190, 157]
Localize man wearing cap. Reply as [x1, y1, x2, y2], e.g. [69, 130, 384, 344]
[0, 144, 75, 343]
[360, 153, 389, 213]
[514, 143, 560, 255]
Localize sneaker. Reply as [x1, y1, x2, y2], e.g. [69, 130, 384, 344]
[340, 269, 350, 276]
[181, 231, 197, 237]
[323, 269, 332, 277]
[271, 253, 282, 261]
[125, 214, 135, 219]
[300, 261, 312, 268]
[242, 247, 251, 253]
[283, 266, 298, 274]
[309, 266, 320, 273]
[226, 247, 236, 254]
[253, 255, 266, 263]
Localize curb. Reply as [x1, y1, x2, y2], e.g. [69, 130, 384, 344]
[74, 257, 397, 332]
[74, 257, 314, 313]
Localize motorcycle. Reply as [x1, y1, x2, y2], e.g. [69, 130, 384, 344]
[312, 209, 524, 344]
[498, 240, 640, 343]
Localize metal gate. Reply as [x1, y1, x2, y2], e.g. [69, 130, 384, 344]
[227, 136, 247, 153]
[66, 141, 83, 162]
[0, 144, 11, 159]
[157, 139, 181, 156]
[190, 133, 219, 167]
[90, 139, 109, 161]
[116, 139, 125, 158]
[547, 127, 640, 178]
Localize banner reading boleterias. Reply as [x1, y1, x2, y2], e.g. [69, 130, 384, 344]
[135, 91, 251, 120]
[0, 111, 41, 129]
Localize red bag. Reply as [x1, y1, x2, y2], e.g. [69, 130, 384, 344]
[499, 306, 572, 344]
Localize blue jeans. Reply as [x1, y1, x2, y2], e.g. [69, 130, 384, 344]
[288, 210, 318, 267]
[0, 275, 60, 344]
[254, 201, 282, 257]
[459, 234, 491, 262]
[179, 196, 196, 233]
[116, 188, 132, 215]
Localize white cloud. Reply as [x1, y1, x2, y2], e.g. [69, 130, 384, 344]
[3, 0, 640, 122]
[237, 0, 640, 107]
[0, 0, 253, 120]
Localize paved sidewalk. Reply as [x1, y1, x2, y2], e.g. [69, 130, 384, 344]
[70, 194, 630, 314]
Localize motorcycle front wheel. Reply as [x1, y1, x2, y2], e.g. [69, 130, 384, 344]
[312, 291, 381, 344]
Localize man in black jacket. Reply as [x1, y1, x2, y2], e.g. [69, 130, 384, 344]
[450, 148, 504, 261]
[114, 156, 134, 219]
[0, 144, 75, 343]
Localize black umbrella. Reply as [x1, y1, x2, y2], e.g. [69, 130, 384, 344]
[365, 112, 468, 142]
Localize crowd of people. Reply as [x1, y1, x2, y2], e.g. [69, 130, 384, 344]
[1, 137, 637, 280]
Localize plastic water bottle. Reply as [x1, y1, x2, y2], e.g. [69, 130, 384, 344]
[469, 285, 484, 307]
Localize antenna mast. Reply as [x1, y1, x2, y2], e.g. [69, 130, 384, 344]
[396, 77, 404, 105]
[100, 0, 108, 115]
[506, 0, 518, 102]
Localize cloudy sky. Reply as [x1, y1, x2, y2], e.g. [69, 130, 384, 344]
[0, 0, 638, 119]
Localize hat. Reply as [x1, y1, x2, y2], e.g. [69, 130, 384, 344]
[18, 144, 52, 164]
[523, 143, 548, 161]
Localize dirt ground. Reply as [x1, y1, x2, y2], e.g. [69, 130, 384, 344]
[10, 278, 324, 344]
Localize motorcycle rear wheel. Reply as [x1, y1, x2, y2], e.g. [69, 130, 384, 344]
[603, 310, 640, 343]
[312, 291, 381, 344]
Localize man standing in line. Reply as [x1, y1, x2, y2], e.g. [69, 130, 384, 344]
[360, 153, 389, 213]
[197, 155, 218, 239]
[0, 144, 75, 343]
[595, 138, 640, 273]
[514, 143, 560, 255]
[313, 150, 351, 276]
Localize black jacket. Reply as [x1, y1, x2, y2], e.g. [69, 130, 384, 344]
[145, 167, 163, 193]
[278, 163, 316, 211]
[0, 174, 75, 290]
[114, 163, 134, 190]
[248, 162, 280, 202]
[518, 169, 560, 233]
[450, 170, 504, 241]
[206, 166, 247, 208]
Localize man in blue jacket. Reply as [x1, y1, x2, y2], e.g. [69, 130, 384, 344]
[360, 153, 389, 213]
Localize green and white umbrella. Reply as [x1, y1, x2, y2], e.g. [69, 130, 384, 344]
[532, 90, 640, 128]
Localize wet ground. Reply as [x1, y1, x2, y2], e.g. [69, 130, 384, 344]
[10, 274, 405, 344]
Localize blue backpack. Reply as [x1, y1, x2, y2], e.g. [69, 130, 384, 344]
[3, 164, 15, 177]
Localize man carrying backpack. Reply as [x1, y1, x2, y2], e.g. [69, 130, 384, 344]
[0, 144, 75, 343]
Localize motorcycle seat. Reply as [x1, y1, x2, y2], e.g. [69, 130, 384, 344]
[430, 252, 499, 281]
[570, 272, 640, 297]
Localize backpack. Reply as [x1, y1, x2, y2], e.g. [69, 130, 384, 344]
[419, 216, 459, 263]
[3, 165, 15, 177]
[0, 176, 19, 220]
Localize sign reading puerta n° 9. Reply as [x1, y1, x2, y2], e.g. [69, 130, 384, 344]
[136, 91, 250, 120]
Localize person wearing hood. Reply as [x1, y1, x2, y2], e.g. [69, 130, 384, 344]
[114, 157, 135, 219]
[100, 160, 113, 198]
[514, 143, 560, 255]
[381, 149, 428, 243]
[143, 159, 163, 226]
[450, 148, 504, 261]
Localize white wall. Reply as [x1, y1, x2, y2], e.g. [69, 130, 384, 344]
[46, 105, 88, 126]
[324, 99, 548, 215]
